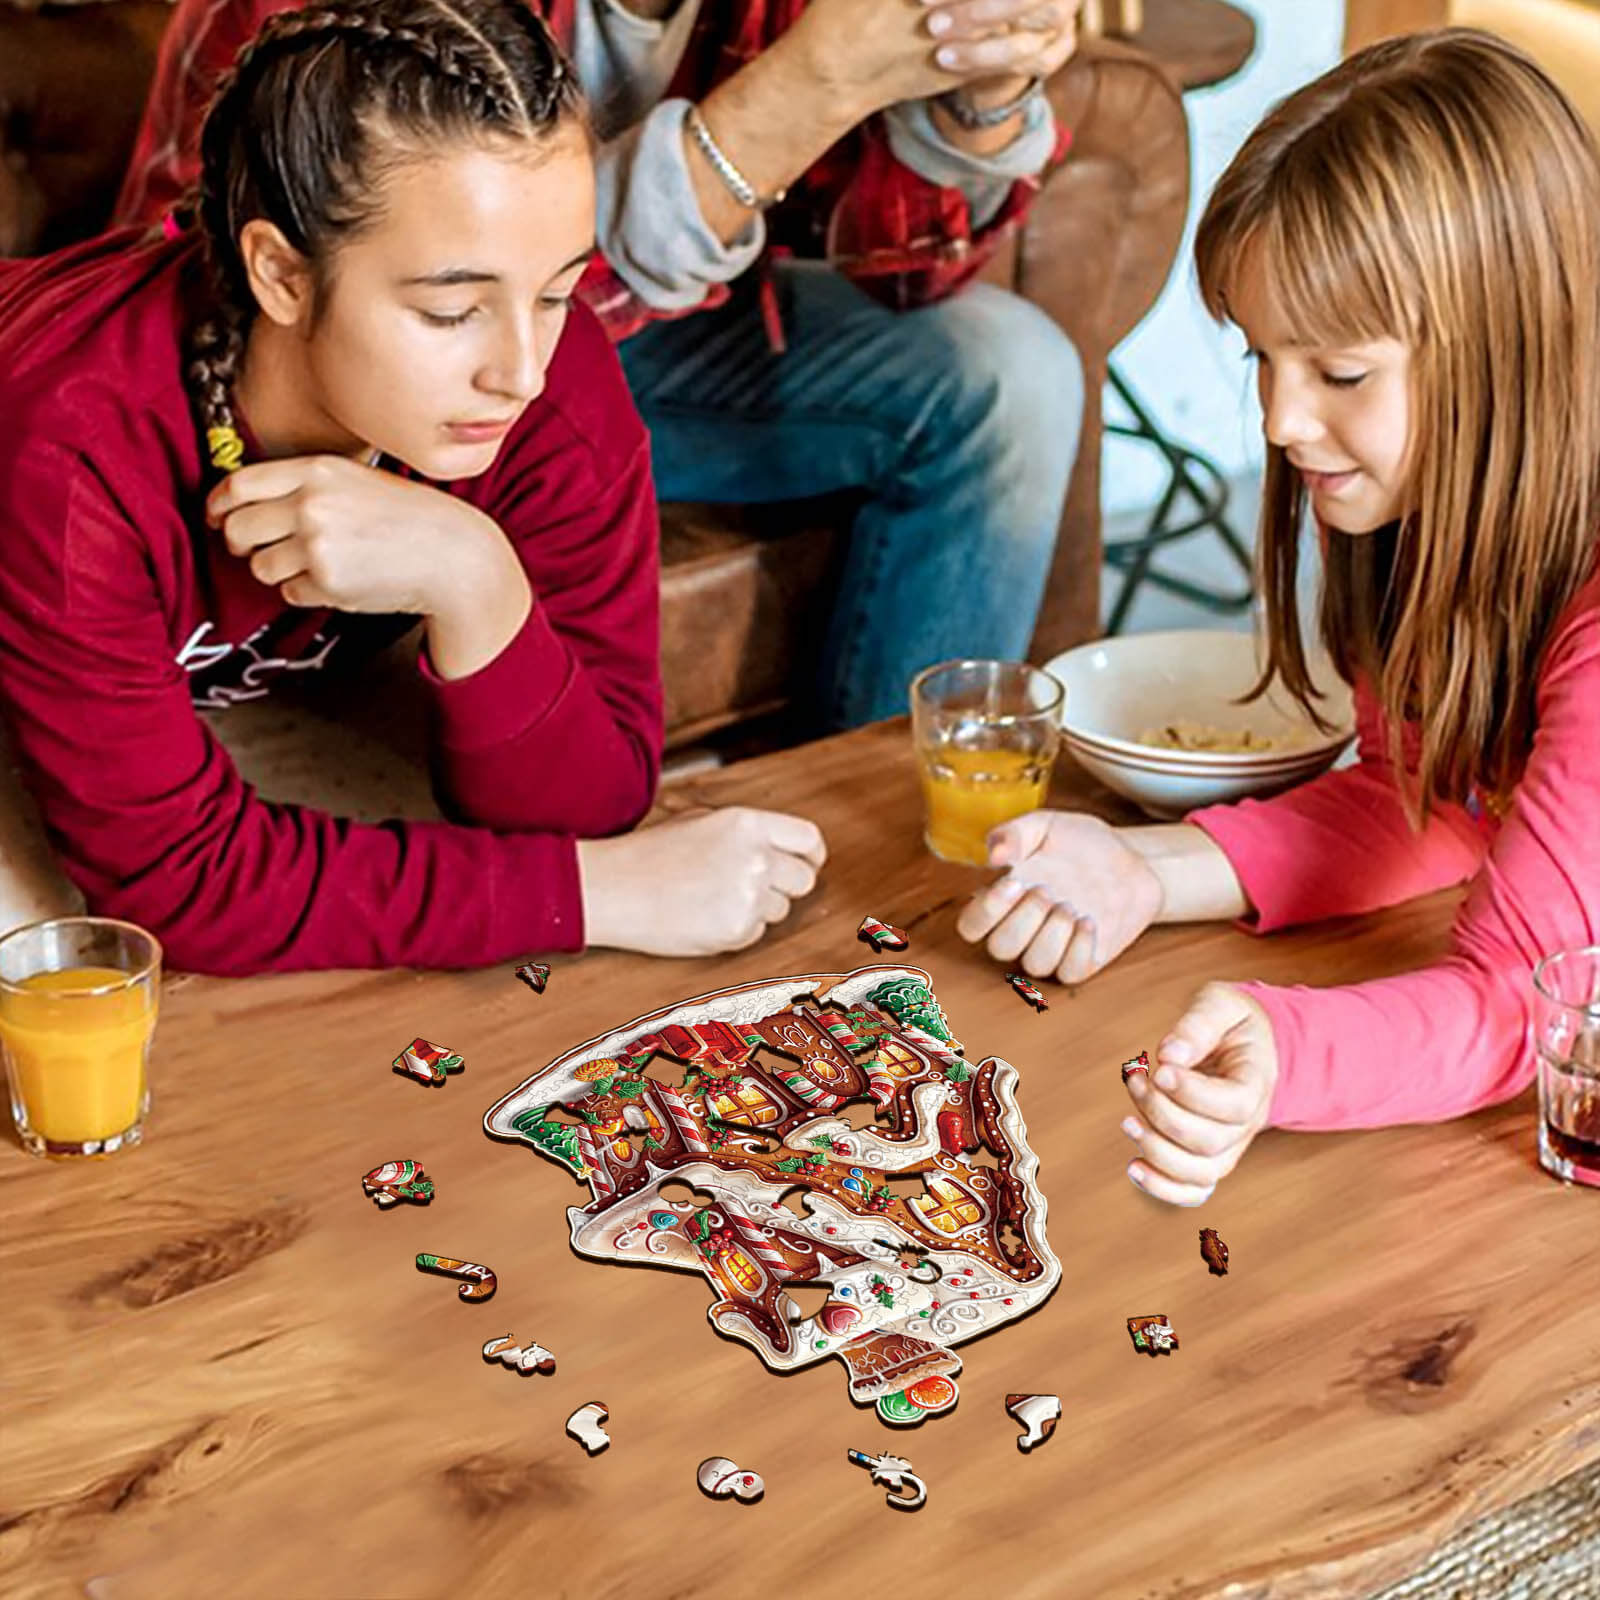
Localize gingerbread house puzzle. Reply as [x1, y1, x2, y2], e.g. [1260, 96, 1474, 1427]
[484, 965, 1062, 1423]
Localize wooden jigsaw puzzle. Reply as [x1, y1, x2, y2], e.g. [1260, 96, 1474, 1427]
[485, 965, 1061, 1423]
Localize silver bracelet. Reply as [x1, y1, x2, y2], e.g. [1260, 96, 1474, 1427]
[685, 105, 786, 211]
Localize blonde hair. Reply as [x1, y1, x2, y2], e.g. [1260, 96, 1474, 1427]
[1195, 27, 1600, 831]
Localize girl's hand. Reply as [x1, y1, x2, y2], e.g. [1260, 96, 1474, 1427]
[955, 810, 1164, 983]
[206, 456, 504, 617]
[578, 806, 828, 957]
[1122, 982, 1279, 1206]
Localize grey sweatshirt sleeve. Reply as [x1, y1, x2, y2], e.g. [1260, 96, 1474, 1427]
[882, 94, 1057, 231]
[595, 97, 766, 312]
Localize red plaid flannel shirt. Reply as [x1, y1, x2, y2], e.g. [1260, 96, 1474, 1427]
[114, 0, 1072, 342]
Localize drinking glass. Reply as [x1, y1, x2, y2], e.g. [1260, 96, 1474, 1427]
[1531, 945, 1600, 1188]
[910, 660, 1064, 867]
[0, 916, 161, 1158]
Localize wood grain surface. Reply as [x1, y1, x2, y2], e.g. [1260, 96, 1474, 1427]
[4, 718, 1598, 1600]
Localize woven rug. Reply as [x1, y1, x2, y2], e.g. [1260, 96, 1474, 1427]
[1366, 1453, 1600, 1598]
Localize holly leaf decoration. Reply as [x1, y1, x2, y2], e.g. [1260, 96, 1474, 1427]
[774, 1157, 806, 1174]
[944, 1061, 973, 1084]
[614, 1078, 649, 1100]
[689, 1210, 713, 1242]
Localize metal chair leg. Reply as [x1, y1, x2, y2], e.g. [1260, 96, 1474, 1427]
[1102, 364, 1256, 634]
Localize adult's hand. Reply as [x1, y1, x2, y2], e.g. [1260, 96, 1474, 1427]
[783, 0, 995, 118]
[922, 0, 1083, 105]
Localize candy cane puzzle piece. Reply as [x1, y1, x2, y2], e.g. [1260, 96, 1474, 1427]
[416, 1253, 496, 1301]
[1007, 972, 1049, 1012]
[857, 915, 909, 953]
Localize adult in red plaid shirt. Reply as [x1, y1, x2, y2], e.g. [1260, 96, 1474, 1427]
[117, 0, 1086, 731]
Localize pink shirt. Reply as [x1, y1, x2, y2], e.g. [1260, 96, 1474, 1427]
[1185, 567, 1600, 1131]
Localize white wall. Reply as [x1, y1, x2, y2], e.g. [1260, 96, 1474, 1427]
[1102, 0, 1346, 516]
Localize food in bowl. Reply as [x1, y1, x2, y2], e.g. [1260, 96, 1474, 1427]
[1136, 720, 1318, 755]
[1042, 630, 1358, 819]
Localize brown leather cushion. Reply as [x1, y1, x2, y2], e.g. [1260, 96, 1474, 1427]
[657, 500, 851, 747]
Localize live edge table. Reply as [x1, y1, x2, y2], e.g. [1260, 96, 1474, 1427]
[3, 719, 1596, 1600]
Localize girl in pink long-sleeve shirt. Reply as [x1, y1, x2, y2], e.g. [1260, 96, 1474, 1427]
[957, 28, 1600, 1205]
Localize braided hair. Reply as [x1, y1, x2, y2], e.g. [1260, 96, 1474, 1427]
[184, 0, 585, 474]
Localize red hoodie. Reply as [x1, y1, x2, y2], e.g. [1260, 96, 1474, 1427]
[0, 230, 663, 975]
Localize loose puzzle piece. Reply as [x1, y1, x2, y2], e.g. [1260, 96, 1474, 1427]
[697, 1458, 765, 1502]
[1007, 973, 1049, 1012]
[1121, 1051, 1150, 1084]
[516, 963, 551, 995]
[848, 1448, 927, 1511]
[858, 916, 909, 953]
[483, 1333, 556, 1374]
[1005, 1392, 1061, 1452]
[1199, 1227, 1229, 1276]
[483, 965, 1061, 1419]
[394, 1038, 464, 1086]
[1128, 1314, 1178, 1355]
[416, 1253, 496, 1301]
[567, 1402, 610, 1454]
[361, 1159, 434, 1207]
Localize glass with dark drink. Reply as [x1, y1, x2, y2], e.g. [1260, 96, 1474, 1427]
[1532, 946, 1600, 1188]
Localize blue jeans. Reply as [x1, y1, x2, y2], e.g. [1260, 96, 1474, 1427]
[618, 261, 1085, 732]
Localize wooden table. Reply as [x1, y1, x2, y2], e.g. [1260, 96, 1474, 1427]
[4, 719, 1597, 1600]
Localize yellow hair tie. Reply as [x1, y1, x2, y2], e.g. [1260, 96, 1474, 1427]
[206, 425, 244, 473]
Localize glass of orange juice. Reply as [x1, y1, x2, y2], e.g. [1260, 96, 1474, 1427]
[911, 659, 1064, 866]
[0, 916, 161, 1159]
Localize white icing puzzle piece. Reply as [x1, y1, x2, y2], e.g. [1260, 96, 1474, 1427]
[482, 1334, 556, 1375]
[697, 1458, 765, 1502]
[566, 1402, 610, 1454]
[1005, 1392, 1061, 1452]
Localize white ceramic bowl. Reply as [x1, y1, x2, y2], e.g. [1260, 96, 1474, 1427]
[1042, 630, 1356, 820]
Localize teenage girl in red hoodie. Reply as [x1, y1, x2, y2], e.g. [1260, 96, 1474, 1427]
[0, 0, 824, 974]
